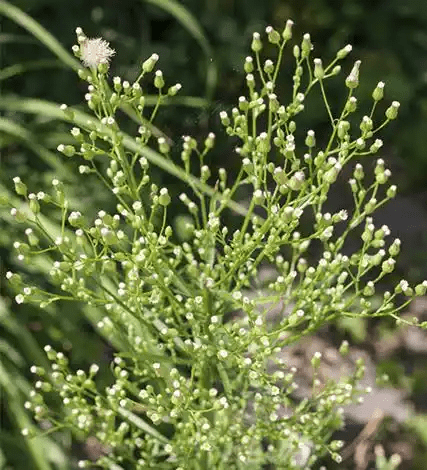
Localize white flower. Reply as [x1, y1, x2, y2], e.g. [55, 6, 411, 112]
[80, 38, 115, 68]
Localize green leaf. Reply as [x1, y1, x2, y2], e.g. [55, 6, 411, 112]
[0, 0, 80, 71]
[0, 59, 66, 81]
[142, 0, 217, 99]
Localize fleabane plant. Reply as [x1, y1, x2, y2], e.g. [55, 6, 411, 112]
[7, 23, 424, 469]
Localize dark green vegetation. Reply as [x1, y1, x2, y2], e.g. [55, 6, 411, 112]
[2, 0, 427, 468]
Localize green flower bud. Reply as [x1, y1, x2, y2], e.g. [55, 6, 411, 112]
[305, 130, 316, 148]
[381, 258, 395, 274]
[168, 83, 182, 96]
[13, 177, 27, 197]
[385, 101, 400, 120]
[201, 165, 211, 182]
[339, 340, 349, 355]
[372, 81, 385, 101]
[288, 171, 305, 191]
[256, 132, 271, 153]
[58, 144, 76, 157]
[363, 281, 375, 296]
[244, 56, 254, 73]
[313, 58, 324, 79]
[323, 163, 341, 184]
[354, 163, 364, 180]
[253, 189, 265, 205]
[264, 59, 274, 74]
[97, 60, 109, 74]
[364, 198, 377, 214]
[282, 20, 294, 41]
[337, 121, 350, 139]
[336, 44, 352, 60]
[269, 94, 279, 112]
[331, 65, 342, 76]
[386, 185, 397, 198]
[113, 76, 122, 92]
[246, 73, 255, 89]
[355, 138, 365, 150]
[415, 281, 427, 296]
[59, 103, 74, 120]
[301, 33, 312, 58]
[101, 228, 118, 245]
[360, 116, 373, 134]
[266, 26, 280, 44]
[154, 70, 165, 89]
[311, 351, 322, 369]
[219, 111, 230, 126]
[251, 32, 262, 52]
[388, 238, 401, 257]
[68, 211, 85, 228]
[345, 60, 361, 89]
[376, 169, 391, 184]
[158, 188, 171, 206]
[142, 53, 159, 73]
[10, 208, 27, 223]
[345, 96, 357, 113]
[157, 137, 170, 154]
[204, 132, 215, 149]
[238, 96, 249, 111]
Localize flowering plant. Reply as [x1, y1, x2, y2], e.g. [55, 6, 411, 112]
[6, 23, 424, 469]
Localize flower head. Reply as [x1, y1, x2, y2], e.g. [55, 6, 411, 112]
[80, 38, 115, 69]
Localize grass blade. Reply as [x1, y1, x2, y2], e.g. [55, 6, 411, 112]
[142, 0, 217, 99]
[0, 0, 80, 71]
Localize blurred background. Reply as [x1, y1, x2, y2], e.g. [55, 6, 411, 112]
[2, 0, 427, 468]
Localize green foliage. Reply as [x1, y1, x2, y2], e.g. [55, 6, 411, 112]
[3, 19, 427, 469]
[3, 0, 427, 468]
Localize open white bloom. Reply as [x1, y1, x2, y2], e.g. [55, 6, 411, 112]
[80, 38, 115, 68]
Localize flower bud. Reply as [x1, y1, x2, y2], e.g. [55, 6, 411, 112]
[372, 81, 385, 101]
[360, 116, 373, 134]
[415, 281, 427, 296]
[381, 258, 395, 274]
[13, 177, 27, 197]
[288, 171, 305, 191]
[345, 60, 361, 89]
[282, 20, 294, 41]
[158, 188, 171, 206]
[354, 163, 364, 180]
[264, 59, 274, 74]
[266, 26, 280, 44]
[331, 65, 341, 76]
[364, 198, 377, 214]
[385, 101, 400, 120]
[386, 185, 397, 198]
[337, 121, 350, 139]
[339, 340, 349, 355]
[389, 238, 401, 257]
[251, 32, 262, 52]
[305, 130, 316, 148]
[345, 96, 357, 113]
[142, 53, 159, 73]
[168, 83, 182, 96]
[301, 34, 312, 58]
[253, 189, 265, 205]
[336, 44, 352, 60]
[154, 70, 164, 89]
[157, 137, 170, 154]
[314, 58, 324, 79]
[204, 132, 215, 149]
[244, 56, 254, 73]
